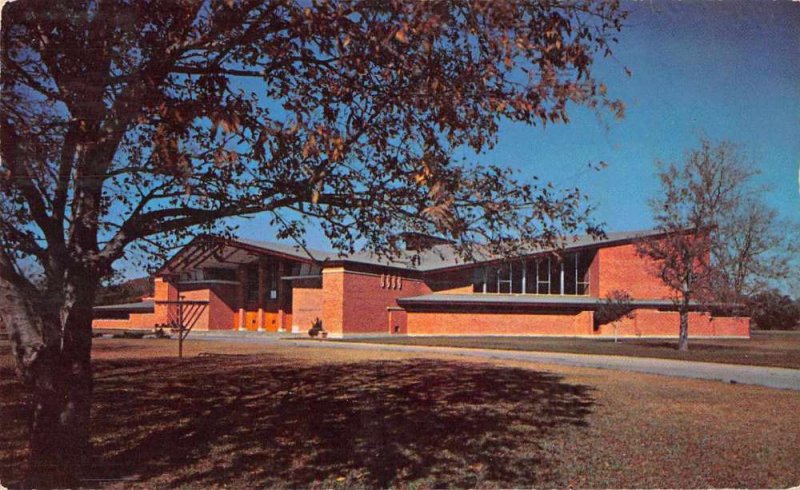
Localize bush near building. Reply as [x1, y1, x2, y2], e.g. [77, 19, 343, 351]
[747, 291, 800, 330]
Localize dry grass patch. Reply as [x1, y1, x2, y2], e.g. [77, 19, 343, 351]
[1, 338, 798, 488]
[337, 330, 800, 369]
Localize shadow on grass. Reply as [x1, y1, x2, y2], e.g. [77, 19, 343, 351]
[2, 355, 594, 488]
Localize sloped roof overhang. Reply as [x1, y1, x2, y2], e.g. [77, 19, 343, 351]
[156, 235, 323, 276]
[396, 294, 713, 311]
[155, 228, 692, 277]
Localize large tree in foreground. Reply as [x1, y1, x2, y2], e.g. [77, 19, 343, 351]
[0, 0, 626, 484]
[639, 139, 794, 351]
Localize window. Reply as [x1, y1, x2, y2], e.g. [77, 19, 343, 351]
[497, 263, 512, 293]
[204, 267, 237, 282]
[269, 261, 278, 300]
[564, 253, 577, 295]
[246, 265, 259, 303]
[536, 257, 551, 294]
[577, 250, 594, 295]
[471, 250, 593, 296]
[472, 267, 486, 293]
[485, 267, 498, 293]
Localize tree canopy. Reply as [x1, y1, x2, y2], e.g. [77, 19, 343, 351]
[2, 0, 626, 281]
[0, 0, 628, 484]
[639, 138, 795, 350]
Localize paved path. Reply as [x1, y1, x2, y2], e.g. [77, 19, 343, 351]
[190, 334, 800, 391]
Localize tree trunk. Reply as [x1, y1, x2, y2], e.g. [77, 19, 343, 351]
[678, 307, 690, 352]
[0, 261, 96, 488]
[26, 307, 94, 488]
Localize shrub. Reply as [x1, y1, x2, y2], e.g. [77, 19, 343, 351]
[747, 291, 800, 330]
[595, 290, 636, 327]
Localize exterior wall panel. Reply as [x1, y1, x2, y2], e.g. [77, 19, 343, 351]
[597, 243, 674, 299]
[292, 278, 324, 333]
[596, 309, 750, 337]
[336, 271, 431, 335]
[407, 309, 594, 336]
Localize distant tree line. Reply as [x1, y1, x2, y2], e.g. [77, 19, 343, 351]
[746, 290, 800, 331]
[94, 277, 154, 306]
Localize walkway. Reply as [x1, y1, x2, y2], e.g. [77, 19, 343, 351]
[191, 333, 800, 391]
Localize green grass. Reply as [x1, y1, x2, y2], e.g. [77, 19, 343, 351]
[336, 330, 800, 369]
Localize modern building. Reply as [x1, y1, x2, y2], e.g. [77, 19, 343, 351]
[92, 229, 750, 338]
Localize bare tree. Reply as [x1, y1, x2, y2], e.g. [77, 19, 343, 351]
[0, 0, 627, 484]
[714, 197, 798, 306]
[639, 138, 791, 351]
[594, 289, 635, 342]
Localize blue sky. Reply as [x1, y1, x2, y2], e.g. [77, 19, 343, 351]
[227, 0, 800, 250]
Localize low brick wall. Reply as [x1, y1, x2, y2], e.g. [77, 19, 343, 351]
[92, 313, 157, 330]
[406, 309, 594, 336]
[596, 309, 750, 337]
[405, 307, 750, 337]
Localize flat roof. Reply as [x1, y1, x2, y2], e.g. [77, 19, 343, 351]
[93, 300, 154, 313]
[396, 294, 700, 310]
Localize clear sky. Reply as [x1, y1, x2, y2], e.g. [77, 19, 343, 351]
[226, 0, 800, 252]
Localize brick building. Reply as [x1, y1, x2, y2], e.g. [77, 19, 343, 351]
[92, 229, 750, 338]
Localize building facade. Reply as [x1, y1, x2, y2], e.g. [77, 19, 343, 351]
[92, 230, 750, 338]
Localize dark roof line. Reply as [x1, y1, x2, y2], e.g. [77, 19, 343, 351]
[157, 228, 685, 274]
[224, 228, 670, 273]
[396, 294, 707, 310]
[93, 300, 155, 313]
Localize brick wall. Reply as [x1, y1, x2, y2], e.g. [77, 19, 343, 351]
[92, 313, 157, 330]
[596, 309, 750, 337]
[292, 277, 323, 333]
[323, 267, 432, 336]
[406, 307, 748, 337]
[407, 308, 594, 336]
[596, 243, 674, 299]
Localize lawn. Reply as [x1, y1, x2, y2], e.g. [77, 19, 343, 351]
[1, 338, 798, 488]
[337, 330, 800, 369]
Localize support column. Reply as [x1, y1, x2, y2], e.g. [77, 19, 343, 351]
[237, 264, 246, 331]
[257, 259, 265, 332]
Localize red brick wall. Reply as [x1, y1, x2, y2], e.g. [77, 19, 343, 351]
[596, 309, 749, 337]
[323, 267, 432, 336]
[292, 277, 323, 333]
[93, 313, 156, 330]
[388, 308, 408, 334]
[596, 243, 674, 299]
[407, 309, 594, 336]
[152, 276, 178, 327]
[406, 307, 748, 337]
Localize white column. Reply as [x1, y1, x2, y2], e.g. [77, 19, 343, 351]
[522, 261, 527, 294]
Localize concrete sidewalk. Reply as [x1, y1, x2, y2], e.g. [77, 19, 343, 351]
[188, 333, 800, 391]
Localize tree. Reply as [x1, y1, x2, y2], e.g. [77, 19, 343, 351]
[594, 289, 635, 342]
[95, 276, 153, 305]
[0, 0, 627, 484]
[746, 290, 800, 331]
[639, 139, 791, 351]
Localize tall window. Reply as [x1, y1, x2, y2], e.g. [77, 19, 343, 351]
[471, 250, 594, 296]
[577, 251, 593, 294]
[497, 263, 512, 293]
[246, 265, 259, 303]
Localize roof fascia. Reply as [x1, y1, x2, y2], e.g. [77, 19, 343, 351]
[418, 229, 682, 275]
[157, 235, 317, 276]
